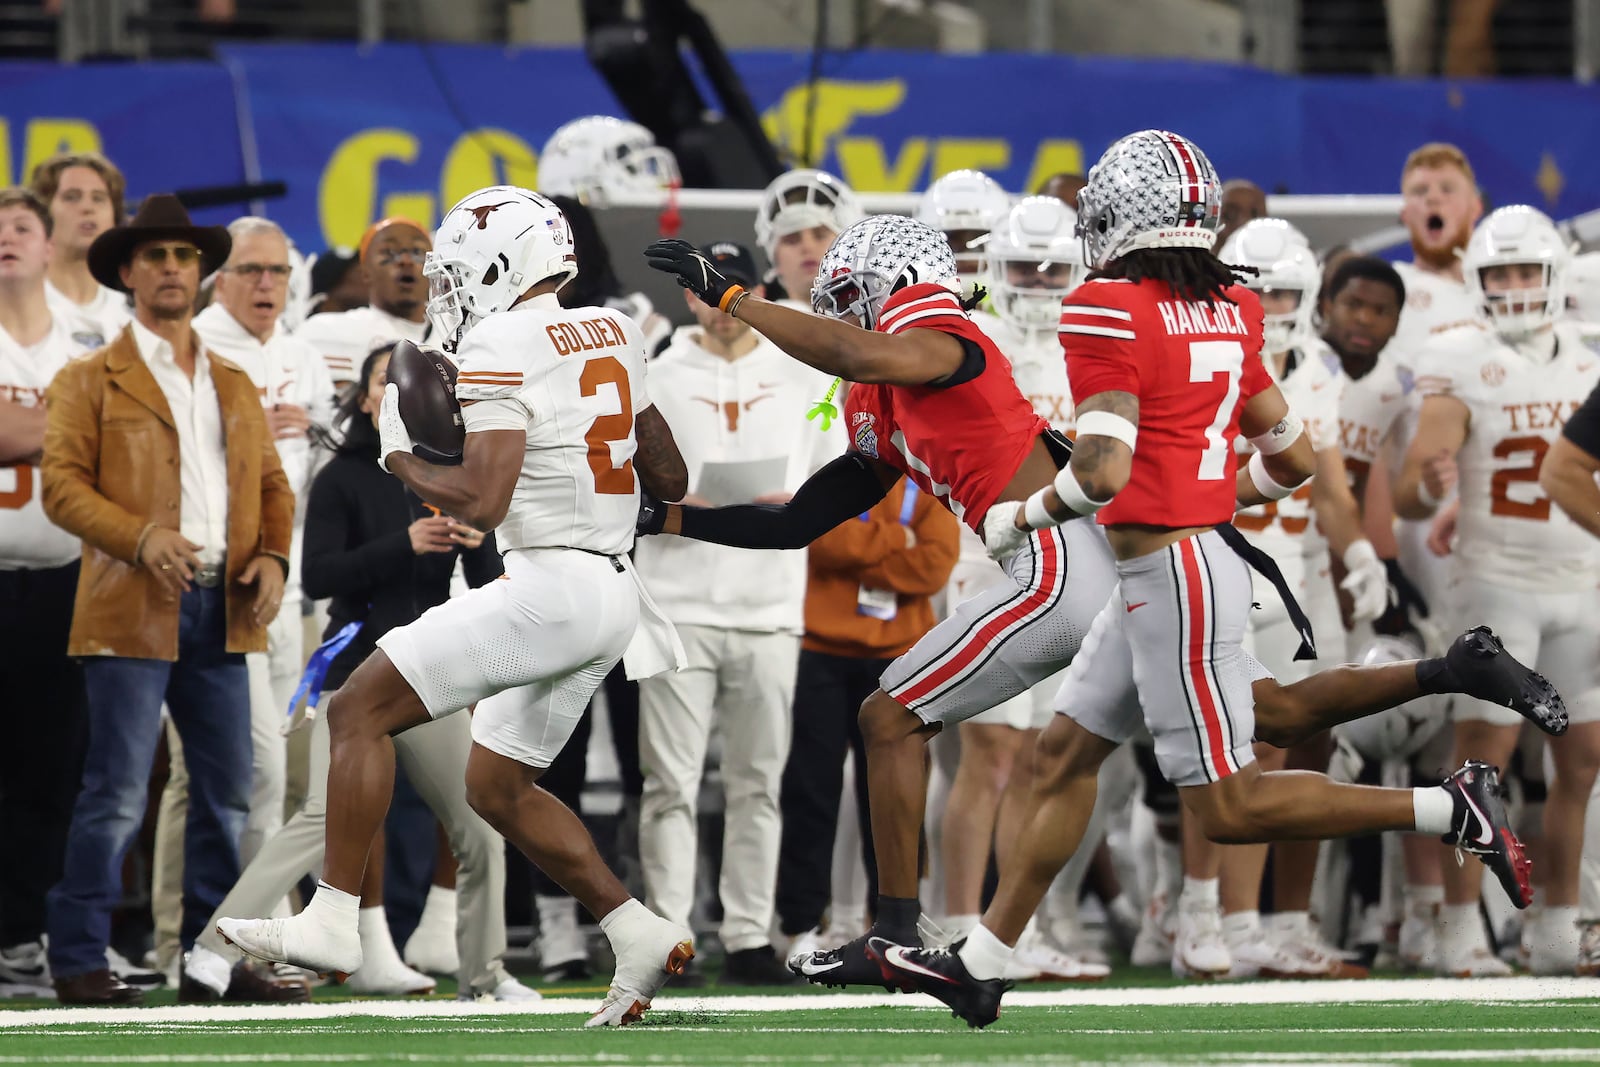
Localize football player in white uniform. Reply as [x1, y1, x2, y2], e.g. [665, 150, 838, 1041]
[754, 168, 862, 309]
[219, 187, 696, 1027]
[1384, 143, 1485, 619]
[1397, 206, 1600, 976]
[0, 188, 91, 995]
[294, 218, 432, 387]
[915, 169, 1012, 294]
[29, 154, 131, 350]
[1213, 219, 1389, 979]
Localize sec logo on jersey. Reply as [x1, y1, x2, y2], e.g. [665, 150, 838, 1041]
[1481, 362, 1506, 387]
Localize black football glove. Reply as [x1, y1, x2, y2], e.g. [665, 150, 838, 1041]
[643, 239, 739, 309]
[637, 490, 669, 537]
[1372, 558, 1430, 637]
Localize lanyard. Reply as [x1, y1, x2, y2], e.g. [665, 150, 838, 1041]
[860, 481, 918, 525]
[287, 620, 363, 719]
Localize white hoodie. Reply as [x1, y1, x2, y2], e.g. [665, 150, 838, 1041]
[194, 302, 336, 604]
[634, 324, 844, 633]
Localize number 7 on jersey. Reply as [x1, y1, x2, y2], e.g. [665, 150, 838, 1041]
[1189, 340, 1244, 481]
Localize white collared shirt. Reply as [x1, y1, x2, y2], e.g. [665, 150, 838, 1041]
[45, 279, 132, 350]
[130, 318, 229, 566]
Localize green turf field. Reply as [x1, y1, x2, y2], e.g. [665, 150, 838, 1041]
[3, 977, 1599, 1066]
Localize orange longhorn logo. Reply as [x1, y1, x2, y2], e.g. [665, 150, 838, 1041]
[467, 201, 515, 229]
[693, 393, 775, 432]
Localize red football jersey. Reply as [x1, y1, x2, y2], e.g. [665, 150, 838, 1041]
[844, 283, 1049, 531]
[1058, 278, 1271, 527]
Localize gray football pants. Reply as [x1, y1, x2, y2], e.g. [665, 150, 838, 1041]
[195, 698, 512, 996]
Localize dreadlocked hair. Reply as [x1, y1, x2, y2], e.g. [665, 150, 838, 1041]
[1087, 248, 1259, 307]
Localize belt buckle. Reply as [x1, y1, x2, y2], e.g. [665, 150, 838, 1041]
[194, 563, 223, 589]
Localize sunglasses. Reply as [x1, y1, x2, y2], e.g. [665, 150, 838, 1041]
[137, 245, 201, 266]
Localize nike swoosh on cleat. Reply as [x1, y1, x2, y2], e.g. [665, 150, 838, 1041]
[883, 947, 959, 986]
[799, 957, 845, 975]
[1459, 784, 1496, 847]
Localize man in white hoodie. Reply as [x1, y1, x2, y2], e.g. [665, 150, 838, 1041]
[635, 242, 842, 983]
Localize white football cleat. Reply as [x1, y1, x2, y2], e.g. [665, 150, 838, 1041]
[458, 974, 542, 1002]
[1010, 932, 1110, 982]
[216, 914, 362, 978]
[1222, 929, 1308, 980]
[346, 956, 436, 995]
[586, 906, 694, 1028]
[1171, 898, 1230, 980]
[402, 895, 460, 977]
[1129, 891, 1175, 968]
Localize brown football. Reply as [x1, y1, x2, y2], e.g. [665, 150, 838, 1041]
[387, 339, 464, 465]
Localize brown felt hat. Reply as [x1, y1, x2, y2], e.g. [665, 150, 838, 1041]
[87, 193, 231, 293]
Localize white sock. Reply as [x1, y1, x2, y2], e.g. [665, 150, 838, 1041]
[419, 885, 458, 929]
[537, 894, 577, 931]
[957, 923, 1014, 981]
[305, 882, 360, 929]
[599, 898, 649, 939]
[1404, 883, 1444, 917]
[1181, 877, 1220, 908]
[1271, 910, 1310, 936]
[357, 906, 404, 968]
[1412, 787, 1455, 835]
[1221, 910, 1259, 940]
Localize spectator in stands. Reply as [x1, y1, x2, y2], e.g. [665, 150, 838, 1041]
[294, 218, 430, 387]
[777, 477, 958, 958]
[1035, 172, 1086, 209]
[0, 188, 92, 998]
[1215, 180, 1268, 252]
[39, 195, 293, 1005]
[307, 248, 367, 317]
[29, 152, 130, 349]
[136, 217, 338, 985]
[634, 241, 841, 984]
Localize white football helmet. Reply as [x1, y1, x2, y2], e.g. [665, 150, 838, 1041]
[754, 168, 862, 261]
[1336, 634, 1449, 762]
[538, 116, 680, 207]
[1076, 129, 1222, 269]
[1569, 251, 1600, 322]
[1219, 218, 1320, 355]
[811, 214, 959, 330]
[916, 169, 1012, 280]
[1463, 205, 1571, 341]
[983, 196, 1083, 334]
[424, 186, 578, 352]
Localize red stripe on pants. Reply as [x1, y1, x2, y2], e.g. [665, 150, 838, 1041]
[893, 530, 1061, 705]
[1177, 538, 1232, 778]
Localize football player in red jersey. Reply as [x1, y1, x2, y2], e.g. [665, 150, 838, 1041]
[641, 206, 1560, 994]
[868, 130, 1558, 1028]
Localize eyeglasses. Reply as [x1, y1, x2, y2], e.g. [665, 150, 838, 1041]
[372, 245, 429, 267]
[224, 263, 293, 281]
[137, 245, 200, 266]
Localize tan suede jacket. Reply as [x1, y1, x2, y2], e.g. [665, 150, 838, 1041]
[41, 325, 295, 660]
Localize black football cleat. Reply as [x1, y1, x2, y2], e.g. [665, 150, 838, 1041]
[1443, 626, 1566, 735]
[787, 929, 911, 991]
[1441, 760, 1533, 909]
[866, 937, 1012, 1030]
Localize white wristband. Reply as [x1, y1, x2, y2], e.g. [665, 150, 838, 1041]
[1247, 451, 1295, 501]
[1053, 464, 1107, 517]
[1248, 411, 1304, 456]
[1023, 488, 1056, 530]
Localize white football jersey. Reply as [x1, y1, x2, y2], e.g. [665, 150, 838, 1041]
[454, 293, 650, 557]
[0, 317, 88, 569]
[1234, 341, 1343, 559]
[44, 280, 130, 351]
[293, 305, 429, 385]
[1389, 263, 1479, 376]
[1413, 320, 1600, 591]
[1337, 345, 1411, 486]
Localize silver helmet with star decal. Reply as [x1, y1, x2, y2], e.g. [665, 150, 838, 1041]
[811, 214, 959, 330]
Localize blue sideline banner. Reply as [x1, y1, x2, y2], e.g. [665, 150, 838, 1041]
[0, 43, 1594, 252]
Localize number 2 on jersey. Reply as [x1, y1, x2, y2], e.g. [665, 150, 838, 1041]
[579, 356, 636, 495]
[1189, 340, 1244, 480]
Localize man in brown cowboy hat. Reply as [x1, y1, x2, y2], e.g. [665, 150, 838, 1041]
[39, 194, 300, 1005]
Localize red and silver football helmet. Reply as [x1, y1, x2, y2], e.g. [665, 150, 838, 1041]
[1076, 129, 1222, 270]
[811, 214, 959, 331]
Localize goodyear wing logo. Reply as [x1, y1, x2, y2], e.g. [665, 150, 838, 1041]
[762, 79, 906, 168]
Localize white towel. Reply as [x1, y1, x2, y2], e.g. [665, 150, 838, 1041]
[619, 554, 687, 680]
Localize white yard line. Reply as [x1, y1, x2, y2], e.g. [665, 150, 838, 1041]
[0, 977, 1595, 1030]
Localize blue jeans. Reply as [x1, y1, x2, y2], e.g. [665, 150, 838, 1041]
[47, 586, 252, 979]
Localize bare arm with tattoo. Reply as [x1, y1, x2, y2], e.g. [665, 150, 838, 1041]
[634, 403, 688, 501]
[1022, 390, 1138, 526]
